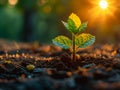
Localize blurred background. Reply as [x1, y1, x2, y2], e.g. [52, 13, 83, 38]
[0, 0, 120, 44]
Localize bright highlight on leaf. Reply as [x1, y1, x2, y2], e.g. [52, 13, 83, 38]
[99, 0, 108, 10]
[69, 13, 81, 29]
[52, 13, 95, 61]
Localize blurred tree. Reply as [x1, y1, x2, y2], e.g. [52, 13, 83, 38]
[0, 0, 71, 42]
[16, 0, 38, 41]
[17, 0, 70, 42]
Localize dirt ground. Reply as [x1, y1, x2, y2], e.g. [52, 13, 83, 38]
[0, 40, 120, 90]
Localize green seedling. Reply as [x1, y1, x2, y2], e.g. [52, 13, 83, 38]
[52, 13, 95, 61]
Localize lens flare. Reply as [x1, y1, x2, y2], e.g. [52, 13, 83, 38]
[99, 0, 108, 10]
[87, 0, 117, 24]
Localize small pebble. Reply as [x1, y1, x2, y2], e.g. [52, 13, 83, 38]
[26, 64, 35, 71]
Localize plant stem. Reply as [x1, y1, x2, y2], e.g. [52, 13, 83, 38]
[72, 33, 76, 62]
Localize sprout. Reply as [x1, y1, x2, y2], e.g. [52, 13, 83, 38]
[52, 13, 95, 61]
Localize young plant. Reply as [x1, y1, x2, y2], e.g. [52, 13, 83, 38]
[52, 13, 95, 62]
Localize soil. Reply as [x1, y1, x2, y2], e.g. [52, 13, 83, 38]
[0, 40, 120, 90]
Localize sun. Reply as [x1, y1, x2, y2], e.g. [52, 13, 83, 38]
[87, 0, 117, 24]
[99, 0, 108, 10]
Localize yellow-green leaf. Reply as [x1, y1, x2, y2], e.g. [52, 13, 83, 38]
[69, 13, 81, 29]
[62, 13, 82, 34]
[78, 22, 88, 32]
[52, 36, 72, 49]
[75, 33, 95, 48]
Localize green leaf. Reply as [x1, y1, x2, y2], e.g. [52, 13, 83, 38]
[62, 21, 69, 30]
[67, 19, 78, 34]
[75, 33, 95, 48]
[78, 22, 88, 32]
[52, 36, 72, 49]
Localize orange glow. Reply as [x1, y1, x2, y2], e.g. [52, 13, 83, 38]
[8, 0, 18, 6]
[88, 0, 117, 23]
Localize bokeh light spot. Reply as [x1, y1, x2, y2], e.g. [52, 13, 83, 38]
[8, 0, 18, 6]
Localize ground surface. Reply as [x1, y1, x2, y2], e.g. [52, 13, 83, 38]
[0, 40, 120, 90]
